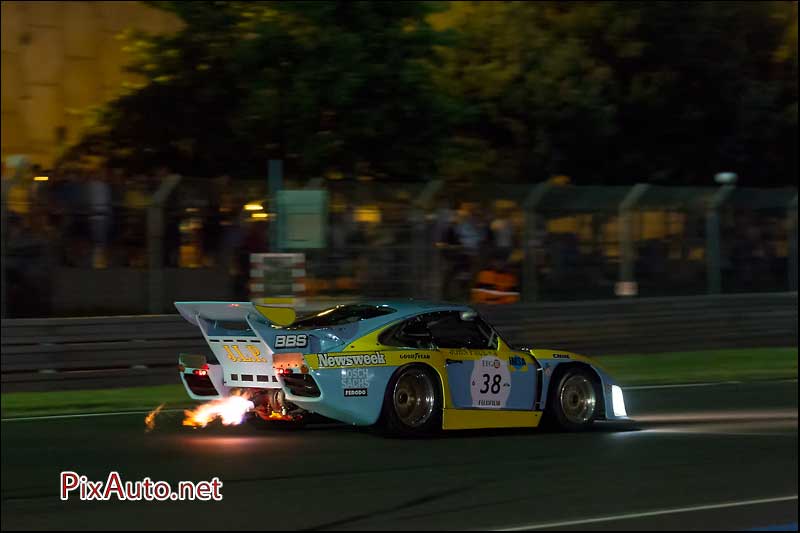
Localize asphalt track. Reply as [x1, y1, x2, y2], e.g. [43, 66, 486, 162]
[1, 380, 797, 531]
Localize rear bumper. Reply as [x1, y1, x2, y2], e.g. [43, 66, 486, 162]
[179, 363, 228, 401]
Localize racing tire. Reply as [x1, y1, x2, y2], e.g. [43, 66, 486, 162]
[380, 364, 443, 437]
[544, 366, 601, 432]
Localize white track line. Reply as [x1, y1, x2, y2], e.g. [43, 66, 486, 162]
[493, 495, 799, 531]
[625, 381, 742, 390]
[1, 409, 184, 422]
[3, 380, 795, 422]
[626, 379, 797, 390]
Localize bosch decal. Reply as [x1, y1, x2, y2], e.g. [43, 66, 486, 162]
[341, 367, 371, 389]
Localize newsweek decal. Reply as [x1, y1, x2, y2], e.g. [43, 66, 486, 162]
[469, 356, 511, 408]
[318, 352, 386, 368]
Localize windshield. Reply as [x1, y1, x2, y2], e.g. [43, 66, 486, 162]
[287, 304, 396, 329]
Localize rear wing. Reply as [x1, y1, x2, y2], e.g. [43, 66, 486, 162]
[175, 302, 256, 327]
[174, 301, 300, 389]
[175, 301, 296, 328]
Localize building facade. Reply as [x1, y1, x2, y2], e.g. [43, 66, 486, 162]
[1, 1, 179, 168]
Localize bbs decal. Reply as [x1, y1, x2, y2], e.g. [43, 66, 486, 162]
[274, 334, 308, 349]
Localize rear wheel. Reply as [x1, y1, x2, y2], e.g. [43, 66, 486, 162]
[545, 366, 600, 431]
[381, 365, 442, 436]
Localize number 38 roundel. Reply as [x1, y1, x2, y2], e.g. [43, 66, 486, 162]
[469, 355, 511, 409]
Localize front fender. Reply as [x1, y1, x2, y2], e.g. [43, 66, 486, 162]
[532, 349, 628, 421]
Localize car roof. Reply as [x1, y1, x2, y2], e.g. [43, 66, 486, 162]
[347, 299, 475, 316]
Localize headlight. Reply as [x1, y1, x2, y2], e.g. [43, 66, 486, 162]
[612, 385, 627, 417]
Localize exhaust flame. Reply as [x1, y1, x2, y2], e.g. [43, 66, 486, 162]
[183, 392, 255, 428]
[145, 403, 165, 432]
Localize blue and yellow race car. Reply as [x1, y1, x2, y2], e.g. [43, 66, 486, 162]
[175, 300, 628, 435]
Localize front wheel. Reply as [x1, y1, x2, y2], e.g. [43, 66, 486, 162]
[380, 365, 442, 436]
[545, 367, 600, 431]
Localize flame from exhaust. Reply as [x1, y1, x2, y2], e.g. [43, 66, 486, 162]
[254, 409, 298, 422]
[145, 403, 165, 432]
[183, 392, 255, 428]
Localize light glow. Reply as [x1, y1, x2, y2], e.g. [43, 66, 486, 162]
[33, 176, 49, 181]
[244, 203, 263, 211]
[612, 385, 627, 417]
[183, 392, 255, 428]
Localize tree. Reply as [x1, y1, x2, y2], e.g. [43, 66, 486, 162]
[432, 1, 798, 186]
[62, 1, 456, 180]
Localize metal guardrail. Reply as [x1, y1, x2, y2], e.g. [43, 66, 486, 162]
[1, 293, 796, 392]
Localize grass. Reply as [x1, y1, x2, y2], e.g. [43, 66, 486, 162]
[1, 347, 796, 418]
[595, 347, 798, 386]
[1, 384, 194, 419]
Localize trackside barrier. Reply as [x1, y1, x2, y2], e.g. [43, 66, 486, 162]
[1, 293, 796, 392]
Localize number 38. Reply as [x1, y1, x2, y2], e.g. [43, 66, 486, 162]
[480, 373, 502, 394]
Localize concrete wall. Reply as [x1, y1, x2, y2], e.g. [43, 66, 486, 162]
[1, 1, 180, 167]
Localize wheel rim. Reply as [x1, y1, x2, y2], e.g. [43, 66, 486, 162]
[393, 368, 436, 428]
[559, 374, 596, 425]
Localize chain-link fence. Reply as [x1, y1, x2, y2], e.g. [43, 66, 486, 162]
[2, 169, 797, 318]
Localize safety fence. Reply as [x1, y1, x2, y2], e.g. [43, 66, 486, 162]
[3, 172, 798, 318]
[2, 292, 796, 392]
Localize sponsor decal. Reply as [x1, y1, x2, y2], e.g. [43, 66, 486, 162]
[477, 399, 502, 407]
[344, 388, 368, 397]
[552, 353, 570, 359]
[508, 355, 528, 372]
[221, 344, 267, 363]
[470, 356, 511, 409]
[318, 351, 387, 368]
[399, 352, 431, 360]
[274, 334, 308, 349]
[341, 367, 371, 389]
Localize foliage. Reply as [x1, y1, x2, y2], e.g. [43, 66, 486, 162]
[433, 1, 798, 186]
[62, 1, 454, 179]
[62, 1, 798, 186]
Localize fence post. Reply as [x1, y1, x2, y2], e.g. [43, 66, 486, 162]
[790, 194, 798, 292]
[147, 174, 181, 314]
[618, 184, 650, 295]
[413, 179, 443, 298]
[706, 184, 735, 294]
[0, 179, 8, 319]
[522, 182, 552, 302]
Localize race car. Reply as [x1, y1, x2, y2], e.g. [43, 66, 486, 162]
[175, 300, 628, 435]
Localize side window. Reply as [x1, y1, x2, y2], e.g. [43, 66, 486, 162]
[379, 317, 436, 349]
[426, 312, 496, 349]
